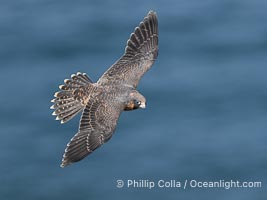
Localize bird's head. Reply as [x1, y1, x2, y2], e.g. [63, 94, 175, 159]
[124, 90, 146, 111]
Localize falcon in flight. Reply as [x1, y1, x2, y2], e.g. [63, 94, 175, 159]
[51, 10, 158, 167]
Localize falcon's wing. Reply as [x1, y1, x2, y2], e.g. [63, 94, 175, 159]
[61, 98, 122, 167]
[97, 10, 158, 88]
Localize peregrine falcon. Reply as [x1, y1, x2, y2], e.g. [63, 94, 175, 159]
[51, 10, 158, 167]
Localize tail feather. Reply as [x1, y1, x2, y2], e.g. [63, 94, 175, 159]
[51, 95, 74, 109]
[51, 72, 93, 124]
[60, 72, 93, 91]
[74, 72, 93, 83]
[56, 105, 83, 124]
[53, 101, 81, 116]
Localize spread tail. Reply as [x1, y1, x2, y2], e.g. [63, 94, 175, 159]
[50, 72, 93, 124]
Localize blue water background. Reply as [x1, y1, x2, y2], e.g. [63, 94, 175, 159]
[0, 0, 267, 199]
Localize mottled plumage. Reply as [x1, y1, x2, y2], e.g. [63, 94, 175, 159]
[51, 10, 158, 167]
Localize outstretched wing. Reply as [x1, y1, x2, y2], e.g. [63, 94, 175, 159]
[97, 10, 158, 88]
[61, 98, 123, 167]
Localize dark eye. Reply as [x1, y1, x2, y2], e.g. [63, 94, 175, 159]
[136, 100, 141, 105]
[134, 100, 141, 106]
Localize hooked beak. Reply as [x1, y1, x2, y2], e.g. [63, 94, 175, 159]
[139, 102, 146, 109]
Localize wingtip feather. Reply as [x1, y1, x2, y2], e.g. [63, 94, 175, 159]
[148, 10, 156, 14]
[60, 161, 70, 168]
[60, 154, 71, 168]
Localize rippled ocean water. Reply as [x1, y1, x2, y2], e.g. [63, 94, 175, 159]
[1, 0, 266, 199]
